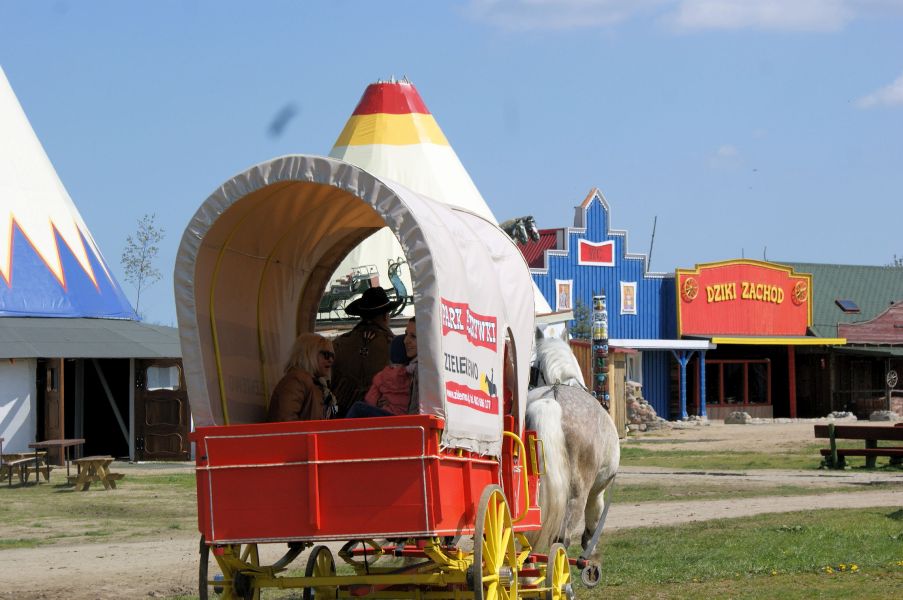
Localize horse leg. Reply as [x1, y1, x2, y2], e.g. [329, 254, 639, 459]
[581, 473, 615, 556]
[559, 482, 593, 550]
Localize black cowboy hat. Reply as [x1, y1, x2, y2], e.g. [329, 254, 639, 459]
[345, 286, 403, 317]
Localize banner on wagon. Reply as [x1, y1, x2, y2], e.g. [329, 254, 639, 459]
[440, 297, 501, 418]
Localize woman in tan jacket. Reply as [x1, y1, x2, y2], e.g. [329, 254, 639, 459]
[267, 333, 338, 422]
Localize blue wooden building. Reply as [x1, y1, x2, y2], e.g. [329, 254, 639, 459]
[522, 189, 710, 419]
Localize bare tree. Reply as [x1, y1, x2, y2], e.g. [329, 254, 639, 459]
[121, 213, 164, 317]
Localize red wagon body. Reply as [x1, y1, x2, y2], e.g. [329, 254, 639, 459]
[193, 415, 541, 545]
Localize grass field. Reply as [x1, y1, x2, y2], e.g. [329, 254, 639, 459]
[620, 442, 903, 471]
[0, 472, 197, 549]
[578, 507, 903, 599]
[613, 481, 901, 504]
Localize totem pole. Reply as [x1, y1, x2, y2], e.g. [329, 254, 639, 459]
[592, 291, 610, 411]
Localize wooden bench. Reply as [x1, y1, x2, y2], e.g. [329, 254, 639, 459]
[66, 472, 124, 485]
[2, 457, 39, 485]
[814, 423, 903, 469]
[70, 455, 124, 491]
[21, 463, 54, 483]
[2, 451, 51, 485]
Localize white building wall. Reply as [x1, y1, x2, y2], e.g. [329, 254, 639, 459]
[0, 359, 37, 452]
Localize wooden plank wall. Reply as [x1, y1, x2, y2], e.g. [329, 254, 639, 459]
[569, 340, 627, 437]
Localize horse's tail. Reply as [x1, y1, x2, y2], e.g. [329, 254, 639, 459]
[525, 390, 569, 552]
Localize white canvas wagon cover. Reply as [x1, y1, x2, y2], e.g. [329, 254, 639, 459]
[175, 155, 534, 456]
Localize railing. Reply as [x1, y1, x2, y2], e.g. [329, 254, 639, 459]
[831, 389, 903, 416]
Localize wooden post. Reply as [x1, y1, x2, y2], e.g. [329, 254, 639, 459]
[671, 350, 691, 420]
[699, 351, 707, 418]
[828, 422, 839, 469]
[788, 346, 797, 419]
[129, 358, 136, 463]
[829, 354, 837, 413]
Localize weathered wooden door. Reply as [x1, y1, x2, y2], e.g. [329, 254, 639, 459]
[42, 358, 64, 464]
[134, 359, 190, 461]
[610, 353, 628, 436]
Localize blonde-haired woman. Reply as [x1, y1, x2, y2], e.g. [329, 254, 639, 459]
[267, 333, 338, 422]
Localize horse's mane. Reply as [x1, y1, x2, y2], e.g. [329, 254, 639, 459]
[535, 337, 586, 388]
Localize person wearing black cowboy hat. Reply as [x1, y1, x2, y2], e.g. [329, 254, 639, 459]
[331, 286, 403, 418]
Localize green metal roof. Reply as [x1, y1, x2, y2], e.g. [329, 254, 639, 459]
[0, 318, 181, 359]
[782, 262, 903, 338]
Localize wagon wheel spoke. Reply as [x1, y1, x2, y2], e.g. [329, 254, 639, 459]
[303, 544, 337, 600]
[473, 485, 518, 600]
[233, 544, 260, 600]
[222, 544, 260, 600]
[544, 543, 572, 600]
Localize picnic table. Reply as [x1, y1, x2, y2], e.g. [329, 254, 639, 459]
[69, 455, 124, 491]
[28, 438, 85, 483]
[1, 451, 50, 485]
[814, 423, 903, 468]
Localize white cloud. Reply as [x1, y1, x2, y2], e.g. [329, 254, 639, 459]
[856, 72, 903, 108]
[708, 143, 742, 168]
[667, 0, 854, 32]
[716, 144, 738, 157]
[466, 0, 903, 32]
[465, 0, 667, 31]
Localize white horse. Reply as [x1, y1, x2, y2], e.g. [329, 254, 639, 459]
[526, 337, 620, 565]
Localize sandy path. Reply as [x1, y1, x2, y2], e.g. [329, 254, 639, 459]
[606, 487, 903, 530]
[2, 422, 901, 599]
[0, 536, 200, 600]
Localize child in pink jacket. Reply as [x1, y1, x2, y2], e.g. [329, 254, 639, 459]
[364, 319, 417, 416]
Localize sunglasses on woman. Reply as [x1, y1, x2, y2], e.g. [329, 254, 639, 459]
[319, 350, 335, 360]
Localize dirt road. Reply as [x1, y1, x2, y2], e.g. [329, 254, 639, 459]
[609, 466, 903, 530]
[2, 422, 901, 599]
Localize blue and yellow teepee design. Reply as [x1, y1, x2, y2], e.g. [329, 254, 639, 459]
[0, 67, 135, 319]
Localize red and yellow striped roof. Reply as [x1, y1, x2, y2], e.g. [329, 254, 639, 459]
[330, 79, 493, 220]
[334, 82, 448, 147]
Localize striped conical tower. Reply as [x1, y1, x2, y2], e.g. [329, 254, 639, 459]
[329, 79, 551, 314]
[0, 66, 136, 319]
[331, 79, 495, 218]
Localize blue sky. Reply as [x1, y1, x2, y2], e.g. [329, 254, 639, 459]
[1, 0, 901, 325]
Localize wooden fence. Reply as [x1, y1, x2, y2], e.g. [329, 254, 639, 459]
[569, 340, 628, 437]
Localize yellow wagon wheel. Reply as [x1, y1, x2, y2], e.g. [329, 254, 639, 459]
[544, 543, 573, 600]
[472, 485, 518, 600]
[197, 539, 260, 600]
[198, 536, 232, 600]
[198, 535, 214, 600]
[231, 543, 261, 600]
[303, 544, 338, 600]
